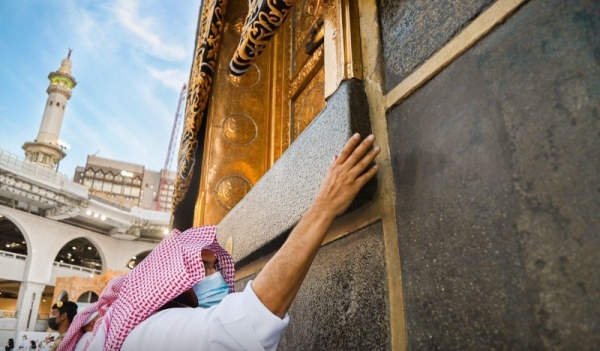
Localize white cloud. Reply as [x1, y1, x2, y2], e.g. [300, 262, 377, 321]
[81, 19, 117, 53]
[113, 0, 187, 62]
[147, 68, 188, 91]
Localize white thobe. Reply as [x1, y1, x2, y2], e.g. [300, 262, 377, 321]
[73, 332, 93, 351]
[18, 339, 29, 349]
[87, 281, 289, 351]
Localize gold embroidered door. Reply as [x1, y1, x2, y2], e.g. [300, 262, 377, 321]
[193, 0, 326, 226]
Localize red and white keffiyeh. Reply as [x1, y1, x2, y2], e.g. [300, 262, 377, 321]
[57, 276, 124, 351]
[57, 225, 235, 351]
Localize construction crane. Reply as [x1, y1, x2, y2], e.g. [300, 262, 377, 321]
[156, 84, 187, 211]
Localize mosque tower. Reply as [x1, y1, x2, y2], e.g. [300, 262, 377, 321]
[22, 49, 77, 170]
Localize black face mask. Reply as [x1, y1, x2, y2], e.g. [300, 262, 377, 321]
[48, 317, 59, 331]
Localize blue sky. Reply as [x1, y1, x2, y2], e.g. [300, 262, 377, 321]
[0, 0, 202, 177]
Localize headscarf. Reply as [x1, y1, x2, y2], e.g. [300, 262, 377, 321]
[56, 277, 123, 351]
[57, 225, 235, 351]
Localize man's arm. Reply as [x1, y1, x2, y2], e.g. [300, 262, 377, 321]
[252, 134, 380, 318]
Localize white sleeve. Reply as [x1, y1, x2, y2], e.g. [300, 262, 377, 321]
[73, 332, 93, 351]
[116, 280, 289, 351]
[212, 281, 290, 351]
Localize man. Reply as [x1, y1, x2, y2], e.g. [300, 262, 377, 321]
[17, 335, 27, 350]
[46, 337, 55, 351]
[6, 338, 14, 351]
[48, 301, 78, 351]
[38, 337, 51, 351]
[61, 134, 379, 351]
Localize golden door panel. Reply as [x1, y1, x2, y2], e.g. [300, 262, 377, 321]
[196, 0, 272, 226]
[288, 0, 326, 143]
[291, 0, 324, 76]
[292, 66, 325, 140]
[194, 0, 330, 226]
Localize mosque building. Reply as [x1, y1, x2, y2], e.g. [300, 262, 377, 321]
[0, 53, 169, 342]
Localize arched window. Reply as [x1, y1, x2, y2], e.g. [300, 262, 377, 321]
[0, 216, 28, 256]
[126, 250, 151, 270]
[56, 291, 69, 302]
[77, 291, 99, 303]
[54, 238, 103, 272]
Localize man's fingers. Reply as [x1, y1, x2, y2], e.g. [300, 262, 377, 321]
[350, 145, 380, 177]
[345, 134, 376, 168]
[355, 164, 379, 187]
[336, 133, 362, 165]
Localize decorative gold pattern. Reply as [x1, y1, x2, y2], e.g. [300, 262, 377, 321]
[227, 63, 261, 87]
[296, 0, 322, 31]
[193, 0, 274, 226]
[215, 176, 252, 210]
[292, 0, 323, 74]
[187, 0, 330, 225]
[280, 18, 293, 153]
[289, 44, 324, 99]
[292, 66, 325, 140]
[172, 0, 228, 212]
[222, 114, 258, 145]
[229, 0, 297, 76]
[231, 11, 247, 34]
[323, 0, 363, 98]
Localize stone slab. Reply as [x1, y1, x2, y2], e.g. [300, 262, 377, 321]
[388, 0, 600, 348]
[236, 222, 390, 350]
[377, 0, 494, 93]
[217, 79, 375, 264]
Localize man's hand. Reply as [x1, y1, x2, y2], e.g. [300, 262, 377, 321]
[253, 134, 380, 318]
[313, 133, 380, 218]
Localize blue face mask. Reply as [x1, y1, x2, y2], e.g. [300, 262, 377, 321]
[192, 271, 230, 308]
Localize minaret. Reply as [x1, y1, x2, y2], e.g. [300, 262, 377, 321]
[22, 49, 77, 170]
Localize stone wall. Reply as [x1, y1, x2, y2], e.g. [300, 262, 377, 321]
[377, 0, 495, 92]
[236, 222, 390, 351]
[386, 0, 600, 349]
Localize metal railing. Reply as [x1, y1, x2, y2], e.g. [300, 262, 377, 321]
[52, 261, 102, 275]
[89, 194, 132, 212]
[0, 148, 68, 186]
[0, 249, 27, 261]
